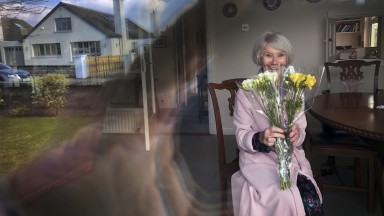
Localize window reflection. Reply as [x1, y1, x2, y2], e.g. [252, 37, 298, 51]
[368, 94, 374, 109]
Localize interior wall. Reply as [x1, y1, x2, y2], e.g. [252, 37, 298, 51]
[152, 27, 177, 109]
[152, 0, 206, 109]
[206, 0, 384, 134]
[183, 0, 207, 95]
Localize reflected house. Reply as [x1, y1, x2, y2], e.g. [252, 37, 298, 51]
[0, 17, 32, 66]
[22, 2, 150, 68]
[21, 2, 153, 137]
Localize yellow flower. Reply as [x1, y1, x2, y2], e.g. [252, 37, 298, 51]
[289, 72, 306, 88]
[305, 74, 317, 89]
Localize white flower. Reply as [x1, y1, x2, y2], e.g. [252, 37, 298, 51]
[241, 79, 254, 91]
[261, 71, 278, 83]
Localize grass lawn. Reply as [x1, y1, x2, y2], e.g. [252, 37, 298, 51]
[0, 116, 91, 174]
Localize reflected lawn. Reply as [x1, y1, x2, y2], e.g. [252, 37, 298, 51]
[0, 116, 91, 174]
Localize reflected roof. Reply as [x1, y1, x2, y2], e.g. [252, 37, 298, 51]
[1, 17, 33, 41]
[28, 2, 150, 39]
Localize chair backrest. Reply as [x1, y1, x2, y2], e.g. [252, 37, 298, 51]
[208, 78, 245, 170]
[323, 60, 381, 94]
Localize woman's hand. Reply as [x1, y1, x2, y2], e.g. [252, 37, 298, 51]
[260, 126, 285, 147]
[288, 123, 301, 145]
[260, 124, 301, 147]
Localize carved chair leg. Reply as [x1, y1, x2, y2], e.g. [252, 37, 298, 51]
[354, 158, 362, 187]
[220, 177, 229, 216]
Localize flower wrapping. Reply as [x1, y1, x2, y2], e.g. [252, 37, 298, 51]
[238, 67, 317, 190]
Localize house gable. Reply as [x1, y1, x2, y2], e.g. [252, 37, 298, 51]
[23, 6, 117, 66]
[22, 2, 151, 66]
[27, 2, 150, 40]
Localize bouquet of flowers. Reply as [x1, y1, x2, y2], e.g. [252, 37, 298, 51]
[239, 68, 317, 190]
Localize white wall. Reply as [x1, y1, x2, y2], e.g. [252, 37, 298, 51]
[23, 6, 114, 66]
[206, 0, 384, 134]
[103, 38, 124, 56]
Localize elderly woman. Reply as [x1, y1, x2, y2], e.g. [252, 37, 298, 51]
[231, 32, 324, 216]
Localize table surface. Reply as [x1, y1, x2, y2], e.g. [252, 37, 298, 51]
[308, 92, 384, 141]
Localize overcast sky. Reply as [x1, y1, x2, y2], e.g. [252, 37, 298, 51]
[4, 0, 197, 31]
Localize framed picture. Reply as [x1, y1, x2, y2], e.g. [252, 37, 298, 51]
[153, 36, 166, 48]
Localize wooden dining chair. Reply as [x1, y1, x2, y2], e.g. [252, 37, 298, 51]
[305, 121, 377, 212]
[323, 60, 381, 94]
[307, 59, 381, 213]
[208, 78, 245, 216]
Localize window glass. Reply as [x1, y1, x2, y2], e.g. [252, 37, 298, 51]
[56, 44, 61, 55]
[33, 43, 61, 56]
[55, 18, 72, 31]
[371, 22, 378, 47]
[71, 41, 101, 58]
[39, 45, 45, 56]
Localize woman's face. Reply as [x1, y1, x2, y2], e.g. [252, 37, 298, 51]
[261, 44, 287, 72]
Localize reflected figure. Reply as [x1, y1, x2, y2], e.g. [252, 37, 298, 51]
[1, 1, 217, 215]
[2, 80, 218, 216]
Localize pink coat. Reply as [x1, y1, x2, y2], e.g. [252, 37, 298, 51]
[231, 90, 322, 216]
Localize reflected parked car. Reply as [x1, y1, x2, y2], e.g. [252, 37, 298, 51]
[0, 63, 31, 85]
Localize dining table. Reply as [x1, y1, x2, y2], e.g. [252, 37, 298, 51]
[308, 92, 384, 214]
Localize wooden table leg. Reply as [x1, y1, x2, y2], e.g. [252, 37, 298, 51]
[376, 157, 384, 215]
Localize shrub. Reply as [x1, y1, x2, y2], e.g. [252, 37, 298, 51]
[32, 74, 69, 116]
[11, 104, 29, 116]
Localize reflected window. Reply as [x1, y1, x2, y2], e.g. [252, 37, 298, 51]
[14, 23, 23, 28]
[55, 18, 72, 32]
[370, 17, 378, 47]
[71, 41, 101, 58]
[33, 43, 61, 56]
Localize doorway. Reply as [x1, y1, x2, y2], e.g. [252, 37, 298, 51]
[327, 14, 383, 61]
[173, 0, 209, 132]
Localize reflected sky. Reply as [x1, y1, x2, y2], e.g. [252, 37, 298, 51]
[0, 0, 197, 31]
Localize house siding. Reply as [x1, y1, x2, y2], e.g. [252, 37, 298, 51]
[23, 6, 117, 66]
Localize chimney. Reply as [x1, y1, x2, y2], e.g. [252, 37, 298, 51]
[113, 0, 129, 54]
[0, 18, 4, 41]
[150, 9, 160, 37]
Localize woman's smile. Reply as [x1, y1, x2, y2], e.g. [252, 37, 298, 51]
[262, 44, 287, 72]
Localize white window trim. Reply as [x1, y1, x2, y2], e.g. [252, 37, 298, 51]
[55, 17, 72, 32]
[32, 43, 62, 57]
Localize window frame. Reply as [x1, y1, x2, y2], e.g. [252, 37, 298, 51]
[70, 41, 101, 59]
[55, 17, 72, 32]
[369, 17, 378, 47]
[32, 43, 62, 57]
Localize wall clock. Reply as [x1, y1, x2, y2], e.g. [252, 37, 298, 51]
[222, 2, 238, 18]
[263, 0, 281, 11]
